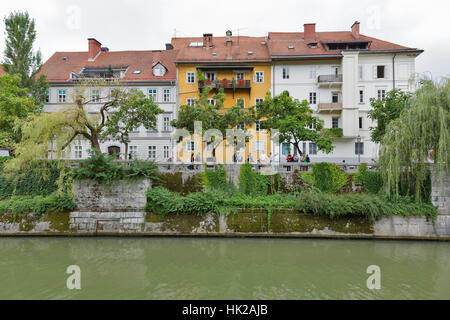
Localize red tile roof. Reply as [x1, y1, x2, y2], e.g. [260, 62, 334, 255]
[172, 36, 270, 63]
[39, 47, 178, 82]
[268, 31, 422, 57]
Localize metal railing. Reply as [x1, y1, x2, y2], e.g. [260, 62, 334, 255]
[317, 74, 343, 83]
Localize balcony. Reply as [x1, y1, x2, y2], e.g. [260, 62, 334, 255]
[317, 74, 343, 88]
[317, 103, 343, 113]
[198, 79, 251, 90]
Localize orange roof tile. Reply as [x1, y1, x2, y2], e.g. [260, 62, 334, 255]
[39, 48, 178, 82]
[172, 36, 270, 63]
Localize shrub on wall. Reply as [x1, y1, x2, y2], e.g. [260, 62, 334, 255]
[204, 164, 227, 190]
[238, 163, 268, 196]
[311, 162, 348, 193]
[355, 163, 384, 194]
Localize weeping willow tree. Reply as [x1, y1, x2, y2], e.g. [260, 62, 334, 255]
[379, 78, 449, 201]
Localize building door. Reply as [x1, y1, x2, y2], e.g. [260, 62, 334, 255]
[108, 146, 121, 158]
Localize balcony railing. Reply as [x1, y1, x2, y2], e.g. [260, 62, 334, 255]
[317, 103, 343, 113]
[198, 79, 251, 90]
[318, 74, 343, 83]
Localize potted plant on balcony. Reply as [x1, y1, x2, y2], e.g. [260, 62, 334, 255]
[205, 79, 213, 86]
[231, 78, 237, 90]
[237, 78, 245, 87]
[221, 78, 229, 88]
[214, 78, 221, 89]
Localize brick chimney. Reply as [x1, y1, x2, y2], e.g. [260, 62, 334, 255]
[351, 21, 360, 39]
[226, 31, 232, 58]
[304, 23, 316, 40]
[203, 33, 213, 48]
[88, 38, 102, 60]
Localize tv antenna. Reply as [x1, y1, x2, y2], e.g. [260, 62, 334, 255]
[231, 27, 248, 45]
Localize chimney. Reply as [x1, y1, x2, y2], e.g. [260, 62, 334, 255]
[303, 23, 316, 40]
[88, 38, 102, 60]
[226, 30, 232, 42]
[203, 33, 213, 48]
[165, 43, 173, 50]
[351, 21, 360, 39]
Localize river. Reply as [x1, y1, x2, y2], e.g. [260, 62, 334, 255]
[0, 237, 449, 299]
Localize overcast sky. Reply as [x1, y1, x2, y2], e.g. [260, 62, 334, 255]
[0, 0, 448, 79]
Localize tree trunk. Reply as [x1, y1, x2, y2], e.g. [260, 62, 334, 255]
[90, 131, 101, 153]
[124, 143, 129, 160]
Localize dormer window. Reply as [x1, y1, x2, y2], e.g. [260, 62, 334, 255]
[308, 43, 318, 49]
[153, 63, 166, 77]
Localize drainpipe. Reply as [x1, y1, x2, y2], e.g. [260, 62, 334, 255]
[392, 53, 397, 89]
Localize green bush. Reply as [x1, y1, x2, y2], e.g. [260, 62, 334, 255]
[296, 190, 437, 221]
[0, 193, 75, 218]
[73, 150, 160, 184]
[239, 163, 268, 196]
[0, 160, 66, 200]
[311, 162, 348, 193]
[145, 186, 183, 217]
[355, 163, 384, 194]
[204, 164, 227, 190]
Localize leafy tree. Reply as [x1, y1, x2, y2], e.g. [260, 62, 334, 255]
[367, 89, 411, 143]
[379, 78, 449, 201]
[0, 74, 39, 147]
[2, 11, 48, 105]
[256, 90, 334, 155]
[101, 89, 163, 159]
[171, 86, 255, 158]
[5, 80, 154, 171]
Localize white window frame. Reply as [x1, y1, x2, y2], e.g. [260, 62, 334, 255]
[282, 67, 289, 79]
[91, 89, 100, 103]
[129, 146, 138, 158]
[205, 72, 216, 81]
[186, 72, 195, 84]
[359, 89, 364, 104]
[309, 92, 317, 105]
[58, 89, 66, 103]
[309, 142, 317, 155]
[148, 89, 157, 101]
[355, 142, 364, 155]
[186, 140, 196, 152]
[163, 89, 171, 102]
[186, 98, 196, 106]
[332, 117, 339, 129]
[163, 145, 170, 159]
[74, 145, 82, 159]
[255, 98, 264, 105]
[332, 92, 339, 103]
[148, 145, 157, 159]
[254, 71, 264, 83]
[377, 89, 386, 101]
[163, 116, 171, 132]
[236, 98, 245, 108]
[254, 140, 265, 152]
[207, 98, 215, 106]
[255, 120, 262, 132]
[235, 72, 245, 80]
[359, 65, 364, 80]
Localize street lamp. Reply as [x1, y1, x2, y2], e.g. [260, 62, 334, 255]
[357, 135, 361, 163]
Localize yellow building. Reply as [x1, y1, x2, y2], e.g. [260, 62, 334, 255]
[171, 31, 272, 163]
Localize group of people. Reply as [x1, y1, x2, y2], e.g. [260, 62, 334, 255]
[286, 152, 310, 163]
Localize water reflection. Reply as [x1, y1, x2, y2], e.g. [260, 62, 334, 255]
[0, 238, 449, 299]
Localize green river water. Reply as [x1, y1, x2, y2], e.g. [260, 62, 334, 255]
[0, 237, 449, 299]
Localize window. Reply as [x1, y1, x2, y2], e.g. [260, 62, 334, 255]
[377, 89, 386, 101]
[186, 72, 195, 84]
[332, 117, 339, 129]
[148, 146, 156, 159]
[359, 117, 363, 129]
[58, 90, 66, 103]
[163, 116, 171, 132]
[255, 71, 264, 83]
[163, 89, 171, 102]
[236, 123, 245, 130]
[205, 72, 215, 81]
[377, 65, 385, 79]
[302, 142, 307, 154]
[255, 140, 265, 152]
[207, 98, 215, 105]
[153, 64, 166, 77]
[44, 90, 49, 103]
[355, 142, 364, 155]
[91, 89, 100, 103]
[309, 92, 317, 104]
[236, 98, 245, 108]
[255, 120, 262, 132]
[255, 98, 264, 105]
[129, 146, 138, 158]
[282, 67, 289, 79]
[359, 90, 364, 103]
[359, 65, 364, 80]
[309, 143, 317, 155]
[163, 146, 170, 159]
[332, 92, 339, 103]
[74, 145, 82, 159]
[186, 98, 196, 106]
[148, 89, 157, 101]
[235, 72, 245, 80]
[186, 140, 196, 152]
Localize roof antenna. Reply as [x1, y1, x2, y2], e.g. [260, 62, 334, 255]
[231, 27, 248, 45]
[173, 28, 177, 38]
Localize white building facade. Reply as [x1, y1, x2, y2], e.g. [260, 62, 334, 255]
[268, 22, 423, 163]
